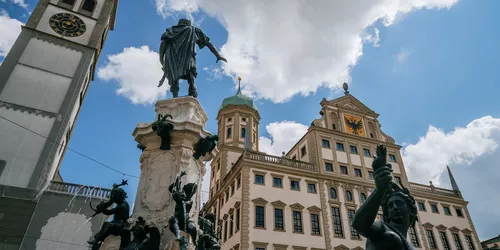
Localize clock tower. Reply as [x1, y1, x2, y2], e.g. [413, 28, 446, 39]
[0, 0, 119, 195]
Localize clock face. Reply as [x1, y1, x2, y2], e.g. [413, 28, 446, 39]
[343, 114, 365, 136]
[49, 13, 86, 37]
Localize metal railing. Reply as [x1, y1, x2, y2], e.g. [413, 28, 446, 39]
[243, 151, 318, 172]
[48, 181, 112, 199]
[409, 182, 460, 197]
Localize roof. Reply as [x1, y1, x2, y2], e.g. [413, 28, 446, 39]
[219, 87, 258, 111]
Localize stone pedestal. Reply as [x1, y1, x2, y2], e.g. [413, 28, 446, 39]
[98, 235, 121, 250]
[132, 97, 216, 249]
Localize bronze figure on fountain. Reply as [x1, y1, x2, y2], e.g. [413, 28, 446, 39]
[158, 18, 227, 98]
[88, 180, 131, 249]
[352, 145, 418, 250]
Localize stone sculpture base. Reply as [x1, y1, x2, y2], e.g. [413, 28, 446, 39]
[132, 97, 216, 249]
[98, 235, 121, 250]
[164, 232, 194, 250]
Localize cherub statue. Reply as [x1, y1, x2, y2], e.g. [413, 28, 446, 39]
[88, 180, 130, 248]
[151, 113, 174, 150]
[168, 171, 198, 249]
[352, 145, 418, 250]
[196, 210, 221, 250]
[124, 217, 161, 250]
[193, 135, 219, 160]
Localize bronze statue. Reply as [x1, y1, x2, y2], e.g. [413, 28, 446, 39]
[193, 135, 218, 160]
[151, 114, 174, 150]
[168, 171, 198, 249]
[196, 210, 221, 250]
[88, 180, 131, 248]
[352, 145, 418, 250]
[124, 217, 161, 250]
[158, 18, 227, 98]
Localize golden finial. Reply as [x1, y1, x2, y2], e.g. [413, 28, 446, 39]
[237, 76, 242, 94]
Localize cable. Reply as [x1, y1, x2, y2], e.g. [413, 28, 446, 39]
[0, 115, 140, 179]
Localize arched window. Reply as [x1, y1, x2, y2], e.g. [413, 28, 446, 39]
[329, 188, 337, 199]
[62, 0, 76, 6]
[345, 190, 353, 201]
[240, 127, 246, 138]
[360, 193, 367, 203]
[82, 0, 96, 12]
[226, 127, 232, 139]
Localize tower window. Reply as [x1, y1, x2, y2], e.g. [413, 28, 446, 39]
[370, 133, 374, 138]
[62, 0, 76, 6]
[82, 0, 96, 12]
[226, 127, 232, 138]
[332, 124, 336, 130]
[240, 127, 246, 138]
[241, 117, 246, 122]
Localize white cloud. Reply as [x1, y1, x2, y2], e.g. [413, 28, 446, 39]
[97, 46, 169, 105]
[402, 116, 500, 185]
[0, 10, 23, 58]
[154, 0, 457, 103]
[259, 121, 309, 156]
[395, 48, 411, 64]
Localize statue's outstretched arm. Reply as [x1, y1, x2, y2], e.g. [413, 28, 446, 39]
[206, 42, 227, 63]
[352, 188, 385, 238]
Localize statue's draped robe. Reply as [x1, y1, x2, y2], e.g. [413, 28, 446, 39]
[160, 24, 210, 85]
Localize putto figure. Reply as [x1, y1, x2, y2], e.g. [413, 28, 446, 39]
[352, 145, 418, 250]
[158, 18, 227, 98]
[196, 210, 221, 250]
[193, 134, 218, 160]
[88, 180, 131, 249]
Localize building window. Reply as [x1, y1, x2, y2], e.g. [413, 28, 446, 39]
[332, 207, 343, 237]
[291, 180, 300, 190]
[216, 180, 219, 191]
[82, 0, 96, 12]
[363, 148, 371, 157]
[227, 117, 232, 122]
[370, 132, 374, 138]
[301, 146, 307, 157]
[332, 124, 336, 130]
[340, 166, 348, 175]
[230, 213, 234, 237]
[329, 188, 337, 199]
[217, 160, 221, 170]
[273, 177, 282, 188]
[389, 154, 397, 162]
[368, 171, 374, 180]
[444, 206, 451, 215]
[453, 233, 464, 250]
[311, 214, 321, 235]
[350, 145, 358, 154]
[236, 208, 240, 231]
[255, 174, 264, 185]
[274, 208, 284, 231]
[431, 204, 439, 213]
[345, 190, 353, 201]
[62, 0, 75, 5]
[347, 209, 359, 239]
[307, 183, 316, 193]
[418, 202, 426, 211]
[231, 184, 235, 195]
[325, 162, 334, 172]
[465, 235, 476, 250]
[354, 168, 362, 177]
[395, 176, 402, 184]
[224, 220, 228, 241]
[322, 139, 330, 148]
[427, 229, 437, 249]
[237, 176, 241, 189]
[227, 127, 232, 138]
[359, 193, 367, 203]
[241, 127, 246, 138]
[455, 208, 464, 217]
[256, 248, 265, 250]
[440, 231, 451, 250]
[293, 211, 303, 233]
[255, 206, 265, 228]
[409, 224, 420, 247]
[225, 191, 229, 202]
[336, 143, 345, 151]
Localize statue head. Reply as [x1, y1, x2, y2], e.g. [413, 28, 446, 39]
[131, 217, 148, 241]
[204, 212, 216, 224]
[177, 18, 192, 26]
[111, 187, 127, 204]
[381, 182, 418, 228]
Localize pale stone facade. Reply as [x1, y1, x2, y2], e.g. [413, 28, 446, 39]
[206, 92, 481, 250]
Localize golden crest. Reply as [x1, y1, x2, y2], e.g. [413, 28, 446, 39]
[343, 114, 365, 136]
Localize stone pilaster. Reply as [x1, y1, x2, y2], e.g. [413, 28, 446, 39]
[132, 97, 216, 249]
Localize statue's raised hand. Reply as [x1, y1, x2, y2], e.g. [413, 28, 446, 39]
[373, 144, 392, 194]
[216, 56, 227, 63]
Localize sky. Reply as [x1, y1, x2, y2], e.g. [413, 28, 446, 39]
[1, 0, 500, 241]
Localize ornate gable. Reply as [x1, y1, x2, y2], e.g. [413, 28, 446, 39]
[449, 226, 460, 233]
[436, 224, 448, 231]
[351, 247, 364, 250]
[320, 95, 379, 117]
[333, 245, 350, 250]
[461, 228, 472, 234]
[271, 200, 287, 207]
[290, 203, 305, 210]
[252, 197, 268, 205]
[422, 222, 434, 229]
[307, 205, 322, 212]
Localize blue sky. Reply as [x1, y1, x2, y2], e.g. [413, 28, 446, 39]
[1, 0, 500, 240]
